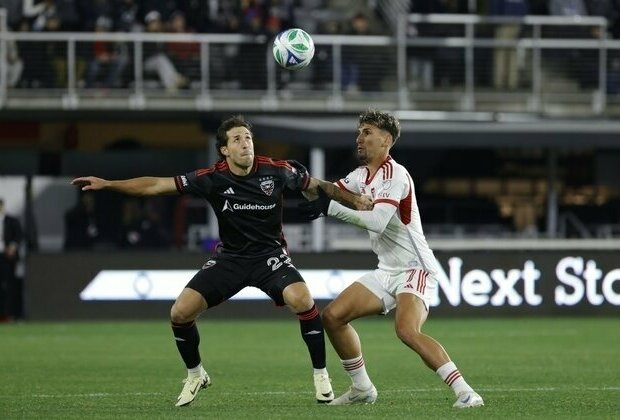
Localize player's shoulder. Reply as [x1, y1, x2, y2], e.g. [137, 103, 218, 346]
[255, 155, 293, 172]
[381, 156, 409, 180]
[194, 160, 228, 177]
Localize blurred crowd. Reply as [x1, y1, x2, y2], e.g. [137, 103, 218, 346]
[1, 0, 618, 35]
[2, 0, 620, 91]
[63, 192, 173, 251]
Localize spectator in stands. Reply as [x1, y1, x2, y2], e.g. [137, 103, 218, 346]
[64, 192, 101, 250]
[42, 12, 68, 88]
[313, 19, 341, 89]
[0, 198, 23, 322]
[238, 1, 268, 90]
[23, 0, 58, 32]
[173, 0, 215, 33]
[25, 0, 87, 88]
[587, 1, 620, 38]
[411, 0, 468, 87]
[166, 11, 200, 84]
[211, 0, 241, 33]
[77, 0, 113, 31]
[237, 1, 267, 90]
[550, 0, 603, 90]
[0, 0, 23, 28]
[117, 198, 171, 249]
[86, 16, 129, 88]
[209, 1, 242, 87]
[23, 0, 63, 87]
[4, 24, 24, 87]
[342, 11, 386, 93]
[549, 0, 587, 15]
[112, 0, 141, 32]
[143, 10, 188, 92]
[489, 0, 529, 90]
[13, 19, 43, 88]
[585, 1, 620, 93]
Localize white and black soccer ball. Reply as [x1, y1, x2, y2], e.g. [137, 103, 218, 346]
[272, 28, 315, 70]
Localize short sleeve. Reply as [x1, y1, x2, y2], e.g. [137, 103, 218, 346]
[174, 170, 213, 197]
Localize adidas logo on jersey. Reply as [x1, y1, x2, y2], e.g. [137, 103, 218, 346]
[223, 187, 235, 194]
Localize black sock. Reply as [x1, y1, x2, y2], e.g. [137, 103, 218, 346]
[297, 304, 326, 369]
[171, 320, 201, 369]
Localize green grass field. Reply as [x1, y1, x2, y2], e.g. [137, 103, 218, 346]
[1, 317, 619, 419]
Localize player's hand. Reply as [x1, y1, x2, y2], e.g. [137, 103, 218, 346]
[287, 160, 309, 177]
[298, 187, 331, 220]
[71, 176, 107, 191]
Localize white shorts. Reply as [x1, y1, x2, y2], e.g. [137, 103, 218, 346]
[356, 267, 436, 314]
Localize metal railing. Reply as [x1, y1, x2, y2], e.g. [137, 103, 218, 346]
[1, 11, 619, 115]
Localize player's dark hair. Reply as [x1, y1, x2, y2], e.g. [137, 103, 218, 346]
[359, 109, 401, 145]
[216, 115, 253, 159]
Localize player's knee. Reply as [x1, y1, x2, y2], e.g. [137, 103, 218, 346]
[283, 285, 314, 312]
[321, 304, 343, 329]
[289, 296, 314, 313]
[170, 302, 194, 324]
[395, 323, 420, 346]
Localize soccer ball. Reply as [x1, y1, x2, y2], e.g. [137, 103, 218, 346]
[272, 28, 315, 70]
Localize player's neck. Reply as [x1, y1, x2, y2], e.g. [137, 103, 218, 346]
[366, 154, 389, 176]
[227, 159, 252, 176]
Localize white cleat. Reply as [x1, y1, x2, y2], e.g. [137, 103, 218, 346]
[175, 367, 211, 407]
[453, 391, 484, 408]
[313, 373, 334, 403]
[328, 385, 377, 405]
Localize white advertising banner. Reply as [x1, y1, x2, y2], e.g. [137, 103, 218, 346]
[80, 269, 368, 301]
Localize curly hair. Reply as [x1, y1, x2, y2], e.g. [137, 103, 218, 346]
[359, 109, 401, 144]
[215, 115, 253, 159]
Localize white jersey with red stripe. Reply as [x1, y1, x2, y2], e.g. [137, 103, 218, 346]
[334, 156, 440, 277]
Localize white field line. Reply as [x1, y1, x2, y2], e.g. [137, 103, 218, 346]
[0, 386, 618, 399]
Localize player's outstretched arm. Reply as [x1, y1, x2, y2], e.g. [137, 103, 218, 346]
[71, 176, 178, 196]
[313, 178, 373, 210]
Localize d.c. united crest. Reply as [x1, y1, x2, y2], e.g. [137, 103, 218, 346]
[260, 179, 275, 196]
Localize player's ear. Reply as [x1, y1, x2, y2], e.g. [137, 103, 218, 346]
[220, 146, 229, 157]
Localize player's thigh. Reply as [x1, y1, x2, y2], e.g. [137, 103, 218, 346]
[185, 256, 249, 309]
[324, 273, 385, 323]
[393, 267, 433, 312]
[259, 263, 307, 308]
[394, 292, 429, 333]
[251, 251, 308, 308]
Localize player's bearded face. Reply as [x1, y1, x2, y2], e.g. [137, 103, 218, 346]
[224, 127, 255, 169]
[356, 123, 385, 164]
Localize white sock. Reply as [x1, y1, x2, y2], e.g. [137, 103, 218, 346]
[436, 361, 473, 396]
[188, 363, 202, 377]
[313, 368, 328, 376]
[341, 355, 373, 391]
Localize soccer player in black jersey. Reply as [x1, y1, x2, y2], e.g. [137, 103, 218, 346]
[72, 115, 371, 407]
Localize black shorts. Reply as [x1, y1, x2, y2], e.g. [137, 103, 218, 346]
[186, 248, 305, 308]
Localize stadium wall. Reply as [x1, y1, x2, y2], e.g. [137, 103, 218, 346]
[26, 250, 620, 320]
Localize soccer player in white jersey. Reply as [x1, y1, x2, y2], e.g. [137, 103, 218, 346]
[299, 109, 484, 408]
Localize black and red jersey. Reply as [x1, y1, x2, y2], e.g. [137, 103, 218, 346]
[174, 156, 309, 256]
